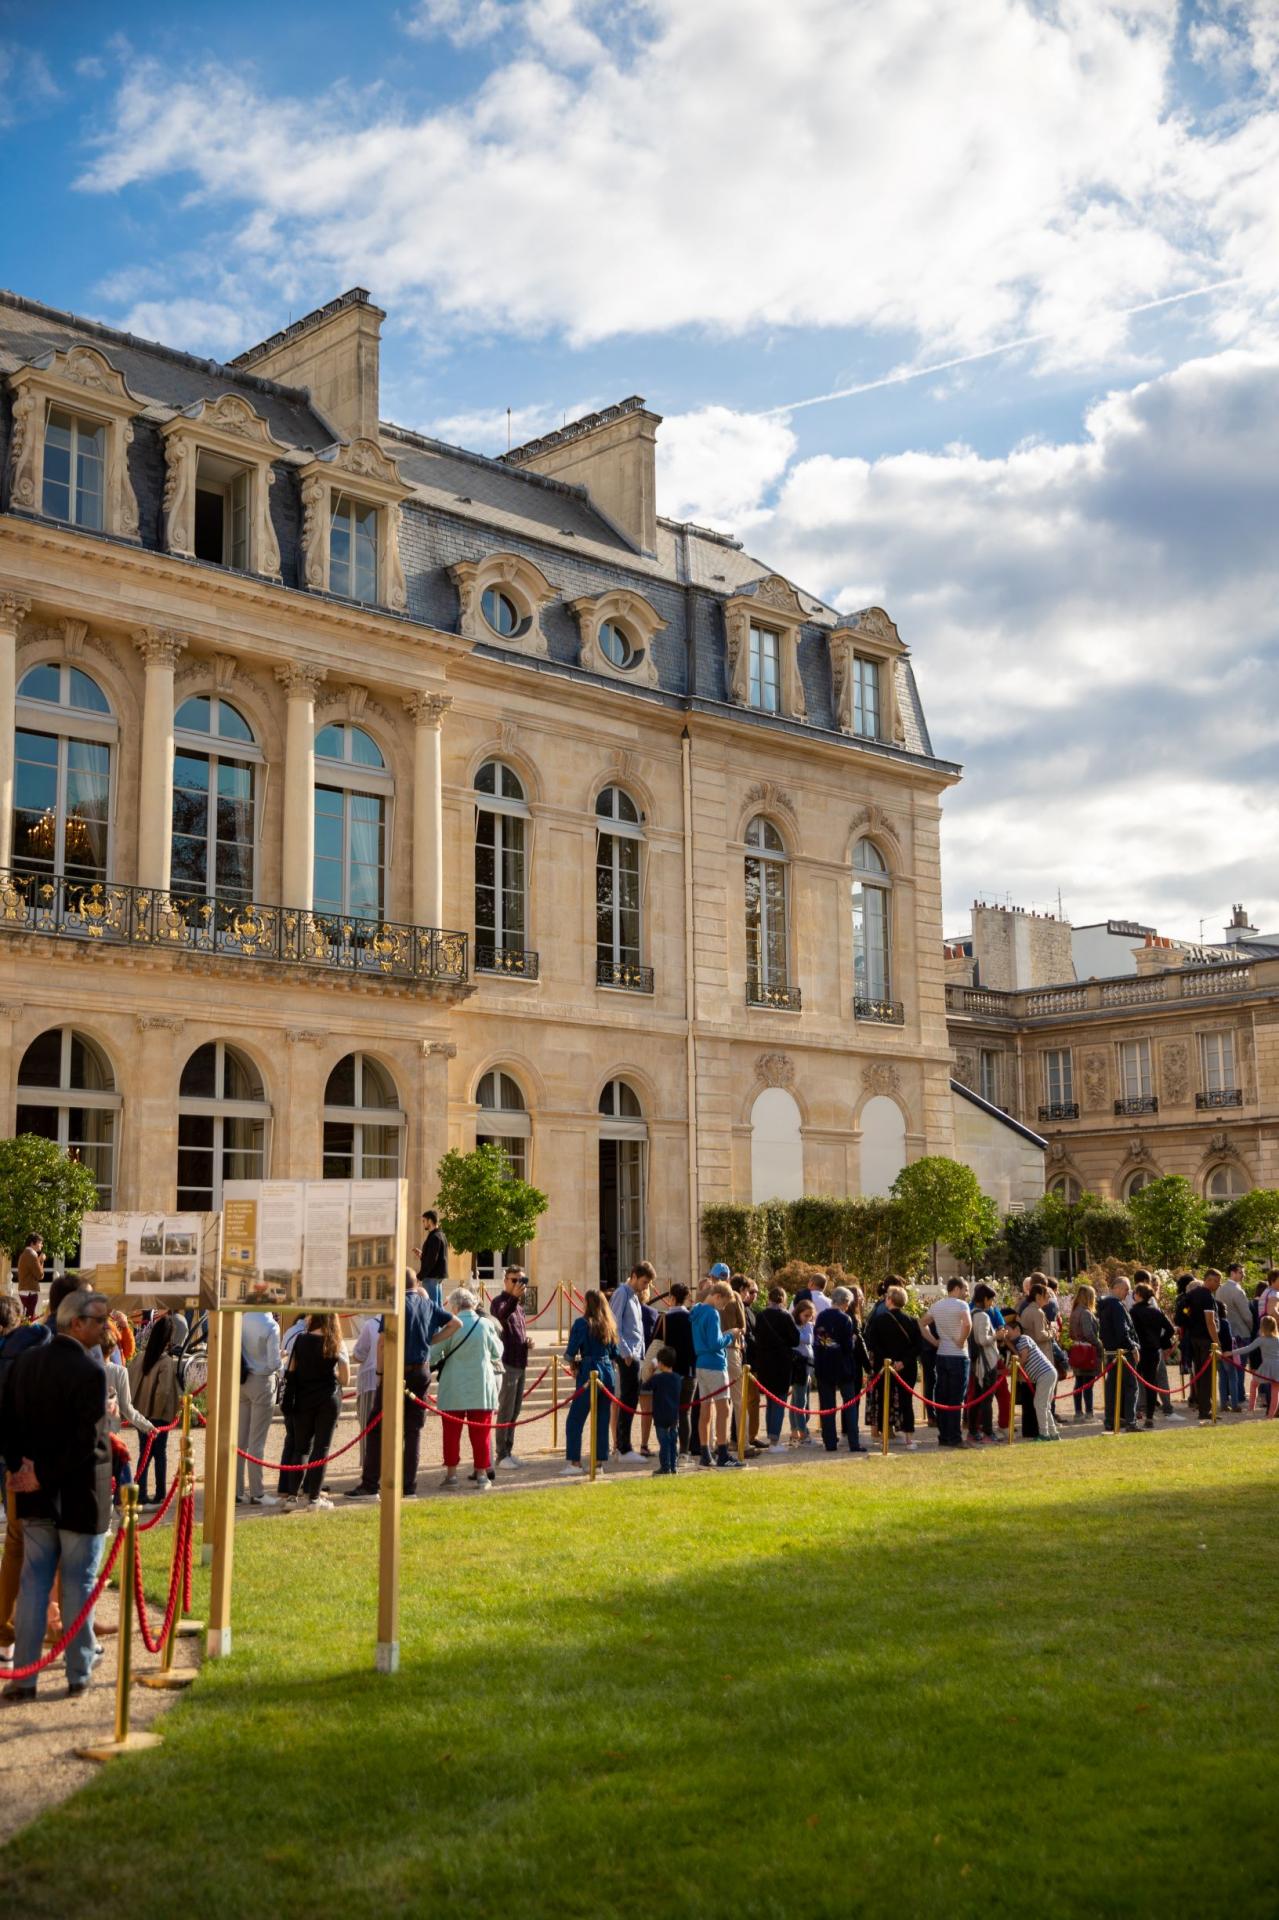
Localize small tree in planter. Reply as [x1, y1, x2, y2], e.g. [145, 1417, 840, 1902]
[949, 1192, 1003, 1277]
[1127, 1174, 1209, 1270]
[0, 1134, 101, 1277]
[890, 1156, 990, 1282]
[434, 1143, 549, 1281]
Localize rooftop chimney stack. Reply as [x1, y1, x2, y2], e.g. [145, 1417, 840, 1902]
[501, 397, 662, 555]
[230, 288, 385, 443]
[1226, 904, 1257, 943]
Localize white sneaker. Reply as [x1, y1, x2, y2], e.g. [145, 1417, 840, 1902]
[768, 1443, 786, 1453]
[309, 1494, 334, 1510]
[901, 1439, 919, 1451]
[251, 1493, 280, 1507]
[1166, 1412, 1186, 1423]
[560, 1462, 585, 1476]
[498, 1455, 522, 1470]
[474, 1477, 492, 1493]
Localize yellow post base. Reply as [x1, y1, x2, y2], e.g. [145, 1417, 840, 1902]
[77, 1730, 164, 1763]
[175, 1619, 205, 1637]
[137, 1669, 195, 1691]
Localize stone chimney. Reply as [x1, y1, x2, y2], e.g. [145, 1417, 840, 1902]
[230, 289, 384, 443]
[1225, 903, 1257, 943]
[500, 397, 661, 554]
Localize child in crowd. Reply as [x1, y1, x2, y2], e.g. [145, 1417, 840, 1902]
[1002, 1323, 1060, 1440]
[647, 1346, 683, 1474]
[1229, 1315, 1279, 1416]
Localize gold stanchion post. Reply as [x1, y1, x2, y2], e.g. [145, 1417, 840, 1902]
[557, 1281, 564, 1344]
[588, 1373, 598, 1482]
[551, 1363, 559, 1452]
[176, 1391, 204, 1636]
[78, 1487, 162, 1761]
[375, 1184, 409, 1676]
[1112, 1352, 1123, 1435]
[1211, 1347, 1218, 1425]
[737, 1366, 751, 1462]
[1006, 1359, 1019, 1444]
[881, 1363, 893, 1456]
[207, 1308, 242, 1659]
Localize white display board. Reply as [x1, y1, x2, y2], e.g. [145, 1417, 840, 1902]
[78, 1210, 222, 1301]
[220, 1179, 401, 1307]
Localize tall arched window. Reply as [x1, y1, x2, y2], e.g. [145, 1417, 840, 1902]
[16, 1026, 119, 1205]
[1048, 1175, 1081, 1202]
[177, 1041, 270, 1210]
[596, 787, 646, 989]
[1045, 1172, 1081, 1278]
[313, 724, 391, 922]
[1206, 1164, 1249, 1200]
[13, 664, 114, 886]
[852, 837, 894, 1016]
[744, 816, 793, 1007]
[474, 761, 531, 974]
[1123, 1169, 1155, 1201]
[598, 1078, 646, 1285]
[171, 696, 261, 903]
[323, 1052, 403, 1179]
[475, 1069, 532, 1283]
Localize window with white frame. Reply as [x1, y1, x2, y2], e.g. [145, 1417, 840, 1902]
[1207, 1163, 1248, 1199]
[744, 815, 790, 1001]
[851, 837, 892, 1003]
[1118, 1039, 1152, 1101]
[1199, 1031, 1237, 1094]
[13, 664, 114, 885]
[313, 723, 390, 921]
[329, 494, 379, 603]
[475, 1069, 531, 1284]
[748, 625, 781, 713]
[474, 761, 528, 963]
[171, 696, 260, 902]
[1124, 1168, 1154, 1200]
[595, 786, 643, 974]
[979, 1050, 1001, 1106]
[193, 451, 252, 570]
[1043, 1048, 1073, 1108]
[16, 1026, 119, 1206]
[1047, 1175, 1080, 1202]
[322, 1053, 403, 1180]
[42, 407, 106, 529]
[852, 656, 881, 739]
[177, 1040, 270, 1211]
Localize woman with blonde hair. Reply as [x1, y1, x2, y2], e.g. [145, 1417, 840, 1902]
[561, 1289, 619, 1475]
[1067, 1282, 1102, 1422]
[280, 1312, 350, 1508]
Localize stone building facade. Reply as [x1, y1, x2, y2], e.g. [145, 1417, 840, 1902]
[946, 905, 1279, 1205]
[0, 286, 960, 1288]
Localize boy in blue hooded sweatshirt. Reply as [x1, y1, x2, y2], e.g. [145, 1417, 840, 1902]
[691, 1282, 740, 1468]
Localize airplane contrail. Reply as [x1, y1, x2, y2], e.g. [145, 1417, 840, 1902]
[756, 277, 1246, 418]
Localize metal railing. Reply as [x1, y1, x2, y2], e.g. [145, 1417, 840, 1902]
[747, 978, 802, 1012]
[0, 869, 468, 986]
[475, 943, 540, 980]
[1038, 1101, 1080, 1121]
[1114, 1095, 1158, 1116]
[596, 957, 654, 994]
[1195, 1088, 1243, 1109]
[854, 995, 905, 1025]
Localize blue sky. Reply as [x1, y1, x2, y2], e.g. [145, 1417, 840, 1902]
[2, 0, 1277, 935]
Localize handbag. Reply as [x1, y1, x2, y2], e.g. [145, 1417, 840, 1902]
[432, 1315, 479, 1384]
[1068, 1340, 1098, 1373]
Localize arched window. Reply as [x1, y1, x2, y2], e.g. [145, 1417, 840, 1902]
[1206, 1164, 1249, 1200]
[750, 1087, 803, 1202]
[177, 1041, 270, 1211]
[16, 1026, 118, 1205]
[474, 761, 531, 973]
[1123, 1169, 1155, 1201]
[744, 816, 792, 1007]
[171, 696, 261, 903]
[313, 724, 391, 922]
[595, 787, 645, 988]
[852, 837, 893, 1012]
[598, 1078, 645, 1285]
[14, 664, 114, 886]
[1048, 1175, 1081, 1202]
[323, 1052, 403, 1180]
[475, 1069, 532, 1284]
[860, 1095, 906, 1198]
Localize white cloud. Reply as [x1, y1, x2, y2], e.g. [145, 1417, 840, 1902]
[0, 43, 60, 128]
[657, 406, 795, 528]
[402, 0, 511, 47]
[425, 395, 603, 449]
[118, 297, 263, 358]
[75, 2, 1279, 361]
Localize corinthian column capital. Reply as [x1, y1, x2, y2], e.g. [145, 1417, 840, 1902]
[0, 592, 33, 635]
[275, 661, 327, 698]
[403, 690, 453, 730]
[133, 627, 186, 668]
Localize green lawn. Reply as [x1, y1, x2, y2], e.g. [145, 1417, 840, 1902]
[3, 1428, 1277, 1919]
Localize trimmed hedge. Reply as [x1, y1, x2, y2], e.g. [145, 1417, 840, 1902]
[702, 1194, 922, 1282]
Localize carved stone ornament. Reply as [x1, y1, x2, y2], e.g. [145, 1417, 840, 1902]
[953, 1049, 978, 1092]
[1125, 1136, 1149, 1163]
[426, 1040, 458, 1059]
[285, 1028, 326, 1046]
[861, 1061, 901, 1097]
[755, 1051, 795, 1088]
[568, 588, 664, 690]
[404, 691, 453, 729]
[1082, 1049, 1109, 1113]
[828, 614, 905, 742]
[1049, 1140, 1067, 1164]
[0, 593, 34, 634]
[849, 802, 901, 852]
[744, 780, 797, 821]
[135, 1013, 185, 1032]
[8, 345, 142, 540]
[498, 720, 520, 752]
[451, 554, 557, 656]
[1207, 1131, 1237, 1158]
[746, 574, 806, 618]
[723, 580, 807, 720]
[275, 662, 326, 699]
[1161, 1040, 1190, 1106]
[160, 396, 284, 581]
[300, 474, 328, 592]
[297, 438, 412, 613]
[133, 627, 186, 670]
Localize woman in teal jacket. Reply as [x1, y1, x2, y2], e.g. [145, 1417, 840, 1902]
[561, 1290, 619, 1474]
[431, 1289, 504, 1491]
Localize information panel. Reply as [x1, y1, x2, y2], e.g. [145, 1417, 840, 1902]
[78, 1210, 222, 1302]
[220, 1179, 401, 1307]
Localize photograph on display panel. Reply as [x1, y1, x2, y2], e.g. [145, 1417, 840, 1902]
[77, 1209, 222, 1305]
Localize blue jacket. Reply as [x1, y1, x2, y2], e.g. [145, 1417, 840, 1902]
[565, 1317, 617, 1385]
[691, 1301, 732, 1374]
[813, 1308, 868, 1385]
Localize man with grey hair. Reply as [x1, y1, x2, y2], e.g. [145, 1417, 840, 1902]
[0, 1288, 113, 1703]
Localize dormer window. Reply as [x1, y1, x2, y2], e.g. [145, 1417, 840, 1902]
[749, 625, 781, 713]
[599, 620, 635, 670]
[329, 493, 379, 603]
[852, 656, 880, 738]
[724, 577, 807, 720]
[43, 408, 106, 529]
[568, 589, 665, 688]
[829, 609, 907, 747]
[481, 586, 529, 640]
[194, 452, 252, 569]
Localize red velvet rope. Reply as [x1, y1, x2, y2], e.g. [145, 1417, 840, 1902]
[233, 1410, 382, 1469]
[5, 1525, 126, 1682]
[752, 1371, 882, 1415]
[136, 1470, 182, 1531]
[135, 1412, 182, 1480]
[133, 1494, 192, 1655]
[409, 1382, 589, 1425]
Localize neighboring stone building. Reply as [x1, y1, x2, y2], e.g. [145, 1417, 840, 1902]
[0, 286, 962, 1289]
[946, 903, 1279, 1206]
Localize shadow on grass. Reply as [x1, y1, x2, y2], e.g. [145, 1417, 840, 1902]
[3, 1457, 1277, 1920]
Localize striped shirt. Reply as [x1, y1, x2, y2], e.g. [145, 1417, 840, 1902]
[1012, 1332, 1056, 1386]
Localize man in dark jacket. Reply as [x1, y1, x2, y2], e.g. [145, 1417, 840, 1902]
[415, 1211, 450, 1307]
[1, 1288, 112, 1703]
[1179, 1271, 1222, 1421]
[813, 1287, 870, 1454]
[1098, 1277, 1140, 1432]
[491, 1268, 531, 1468]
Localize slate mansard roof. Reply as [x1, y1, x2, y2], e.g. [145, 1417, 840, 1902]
[0, 289, 950, 770]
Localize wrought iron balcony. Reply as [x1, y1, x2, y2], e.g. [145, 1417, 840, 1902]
[1196, 1087, 1243, 1109]
[747, 978, 802, 1012]
[1114, 1095, 1158, 1116]
[596, 957, 654, 994]
[1038, 1102, 1080, 1122]
[475, 943, 540, 980]
[0, 869, 468, 986]
[855, 995, 905, 1025]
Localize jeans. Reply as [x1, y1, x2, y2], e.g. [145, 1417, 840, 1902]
[817, 1376, 862, 1451]
[1224, 1353, 1246, 1410]
[789, 1371, 811, 1435]
[764, 1386, 787, 1441]
[236, 1370, 278, 1500]
[656, 1425, 678, 1472]
[139, 1430, 168, 1504]
[1104, 1351, 1139, 1428]
[496, 1366, 527, 1460]
[1072, 1373, 1097, 1418]
[564, 1370, 613, 1465]
[12, 1521, 105, 1692]
[934, 1355, 970, 1448]
[282, 1394, 340, 1500]
[1186, 1339, 1215, 1419]
[614, 1357, 641, 1453]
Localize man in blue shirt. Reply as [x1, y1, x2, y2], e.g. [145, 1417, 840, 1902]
[236, 1310, 281, 1507]
[610, 1261, 652, 1459]
[345, 1275, 457, 1499]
